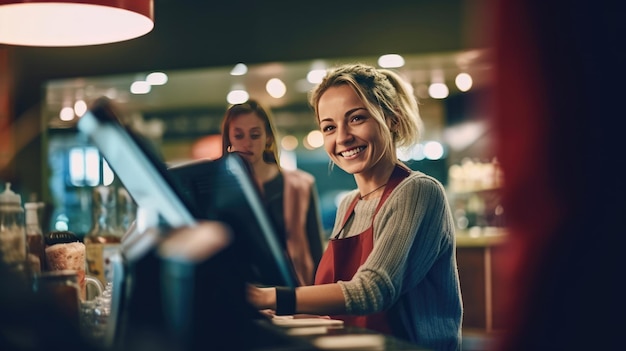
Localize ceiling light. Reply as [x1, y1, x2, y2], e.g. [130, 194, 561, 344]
[378, 54, 405, 68]
[428, 83, 449, 99]
[305, 130, 324, 149]
[74, 100, 88, 117]
[59, 107, 74, 121]
[230, 63, 248, 76]
[307, 60, 327, 84]
[455, 73, 473, 92]
[423, 141, 444, 160]
[146, 72, 168, 85]
[306, 69, 326, 84]
[0, 0, 154, 47]
[281, 135, 298, 151]
[130, 81, 150, 94]
[428, 69, 449, 99]
[266, 78, 286, 98]
[227, 85, 249, 104]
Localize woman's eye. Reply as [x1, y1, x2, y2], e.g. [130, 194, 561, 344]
[234, 134, 244, 140]
[350, 114, 366, 123]
[321, 125, 335, 133]
[250, 134, 261, 139]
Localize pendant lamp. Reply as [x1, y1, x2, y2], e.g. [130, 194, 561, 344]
[0, 0, 154, 47]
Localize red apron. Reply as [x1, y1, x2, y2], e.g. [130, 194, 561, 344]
[314, 164, 411, 334]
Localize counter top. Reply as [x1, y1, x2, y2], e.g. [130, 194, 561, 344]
[456, 228, 508, 247]
[252, 318, 429, 351]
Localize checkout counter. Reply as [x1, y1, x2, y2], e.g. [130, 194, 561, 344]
[103, 222, 429, 351]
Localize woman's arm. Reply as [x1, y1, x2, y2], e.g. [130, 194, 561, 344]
[248, 283, 347, 315]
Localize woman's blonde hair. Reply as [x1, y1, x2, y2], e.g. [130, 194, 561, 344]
[308, 63, 422, 158]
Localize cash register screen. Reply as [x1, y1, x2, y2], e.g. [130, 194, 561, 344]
[168, 157, 298, 287]
[77, 96, 297, 288]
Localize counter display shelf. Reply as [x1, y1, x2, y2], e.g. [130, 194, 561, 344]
[455, 227, 509, 334]
[456, 228, 508, 247]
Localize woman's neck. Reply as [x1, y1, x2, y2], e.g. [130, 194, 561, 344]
[354, 160, 397, 196]
[253, 160, 280, 184]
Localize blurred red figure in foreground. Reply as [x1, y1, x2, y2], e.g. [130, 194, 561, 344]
[492, 0, 625, 350]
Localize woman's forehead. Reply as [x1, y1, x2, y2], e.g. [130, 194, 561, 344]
[230, 112, 264, 129]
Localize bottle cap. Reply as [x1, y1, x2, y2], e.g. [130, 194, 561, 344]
[25, 202, 40, 225]
[0, 182, 22, 205]
[24, 202, 39, 210]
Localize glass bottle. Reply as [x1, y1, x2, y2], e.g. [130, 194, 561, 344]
[84, 185, 124, 286]
[117, 186, 137, 234]
[0, 182, 26, 275]
[25, 202, 45, 274]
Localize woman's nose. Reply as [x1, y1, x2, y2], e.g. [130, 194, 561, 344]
[336, 125, 354, 145]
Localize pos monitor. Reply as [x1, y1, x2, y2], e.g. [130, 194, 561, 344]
[167, 157, 298, 288]
[77, 96, 297, 288]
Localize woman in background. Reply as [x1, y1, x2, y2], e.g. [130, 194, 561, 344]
[248, 63, 462, 351]
[221, 99, 324, 286]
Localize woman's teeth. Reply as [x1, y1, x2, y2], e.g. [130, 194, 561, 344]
[341, 147, 364, 157]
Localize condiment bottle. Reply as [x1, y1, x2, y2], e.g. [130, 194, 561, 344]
[117, 186, 137, 233]
[84, 185, 124, 286]
[0, 182, 26, 275]
[25, 202, 45, 273]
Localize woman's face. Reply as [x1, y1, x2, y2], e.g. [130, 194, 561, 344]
[227, 112, 269, 166]
[317, 84, 387, 176]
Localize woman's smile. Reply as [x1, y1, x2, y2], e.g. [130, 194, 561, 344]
[339, 146, 366, 159]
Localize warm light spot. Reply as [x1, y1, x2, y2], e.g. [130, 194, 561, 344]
[266, 78, 287, 98]
[130, 81, 151, 94]
[455, 73, 473, 92]
[428, 83, 449, 99]
[230, 63, 248, 76]
[423, 141, 444, 160]
[227, 89, 249, 104]
[281, 135, 299, 151]
[378, 54, 405, 68]
[60, 107, 75, 121]
[73, 100, 87, 117]
[306, 130, 324, 149]
[147, 72, 168, 85]
[307, 69, 326, 84]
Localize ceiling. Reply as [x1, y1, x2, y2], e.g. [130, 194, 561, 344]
[43, 49, 493, 138]
[9, 0, 493, 112]
[7, 0, 495, 161]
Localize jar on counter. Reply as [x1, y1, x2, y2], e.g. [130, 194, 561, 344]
[25, 202, 45, 273]
[84, 185, 124, 286]
[0, 182, 26, 275]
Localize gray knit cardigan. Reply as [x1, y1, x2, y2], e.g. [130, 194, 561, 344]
[332, 171, 463, 351]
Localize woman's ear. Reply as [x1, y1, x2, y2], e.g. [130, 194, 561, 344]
[386, 113, 399, 132]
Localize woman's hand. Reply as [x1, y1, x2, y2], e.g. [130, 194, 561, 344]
[247, 284, 276, 310]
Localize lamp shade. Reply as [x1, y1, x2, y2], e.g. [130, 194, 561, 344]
[0, 0, 154, 47]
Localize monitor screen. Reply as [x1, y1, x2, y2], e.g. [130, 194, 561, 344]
[168, 156, 298, 288]
[77, 97, 196, 233]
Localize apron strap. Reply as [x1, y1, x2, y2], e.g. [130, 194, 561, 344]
[373, 164, 411, 215]
[334, 163, 411, 239]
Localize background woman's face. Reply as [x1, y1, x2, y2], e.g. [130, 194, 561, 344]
[228, 112, 268, 165]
